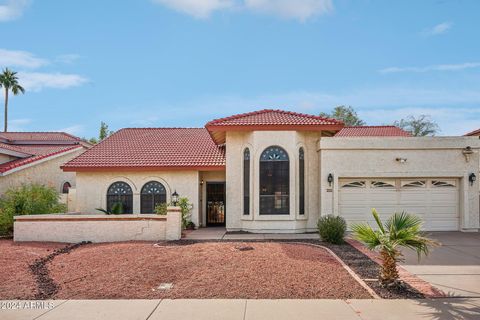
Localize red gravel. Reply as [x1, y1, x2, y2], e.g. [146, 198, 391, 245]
[0, 241, 372, 299]
[0, 240, 65, 299]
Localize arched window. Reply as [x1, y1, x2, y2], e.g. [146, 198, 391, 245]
[259, 146, 289, 215]
[62, 181, 71, 194]
[299, 147, 305, 215]
[141, 181, 167, 214]
[243, 148, 250, 215]
[106, 181, 133, 214]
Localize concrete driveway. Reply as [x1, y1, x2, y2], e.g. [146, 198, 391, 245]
[401, 232, 480, 297]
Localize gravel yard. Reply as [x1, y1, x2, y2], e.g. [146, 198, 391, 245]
[0, 241, 372, 299]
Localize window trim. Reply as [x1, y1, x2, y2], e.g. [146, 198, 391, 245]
[259, 146, 290, 215]
[106, 181, 133, 214]
[140, 181, 167, 214]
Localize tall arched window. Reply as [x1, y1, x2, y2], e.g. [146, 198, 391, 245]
[243, 148, 250, 215]
[141, 181, 167, 214]
[299, 148, 305, 215]
[259, 146, 289, 215]
[62, 181, 71, 194]
[106, 181, 133, 214]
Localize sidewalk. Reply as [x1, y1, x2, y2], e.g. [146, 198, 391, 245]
[2, 299, 479, 320]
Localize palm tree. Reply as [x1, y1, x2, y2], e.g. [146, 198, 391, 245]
[0, 68, 25, 132]
[351, 209, 438, 286]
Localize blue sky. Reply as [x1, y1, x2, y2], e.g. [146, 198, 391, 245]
[0, 0, 479, 137]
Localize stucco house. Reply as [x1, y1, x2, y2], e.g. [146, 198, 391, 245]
[465, 128, 480, 137]
[0, 132, 90, 203]
[62, 109, 480, 233]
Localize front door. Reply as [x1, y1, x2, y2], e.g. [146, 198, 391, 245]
[206, 182, 226, 226]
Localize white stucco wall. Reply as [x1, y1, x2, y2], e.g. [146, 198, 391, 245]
[0, 148, 84, 196]
[319, 137, 480, 231]
[75, 170, 201, 226]
[225, 130, 322, 233]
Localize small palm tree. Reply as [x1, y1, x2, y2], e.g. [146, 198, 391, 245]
[351, 209, 438, 286]
[0, 68, 25, 132]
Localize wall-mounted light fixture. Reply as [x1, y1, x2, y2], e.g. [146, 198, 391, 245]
[463, 146, 474, 162]
[327, 173, 333, 187]
[395, 157, 407, 163]
[171, 190, 179, 206]
[469, 173, 477, 186]
[200, 179, 204, 186]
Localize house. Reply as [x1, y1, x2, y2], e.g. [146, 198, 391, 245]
[465, 128, 480, 137]
[0, 132, 90, 205]
[62, 109, 480, 232]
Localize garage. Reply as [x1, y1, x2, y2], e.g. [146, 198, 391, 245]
[338, 178, 459, 231]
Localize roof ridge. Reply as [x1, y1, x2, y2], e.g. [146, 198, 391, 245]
[206, 109, 343, 126]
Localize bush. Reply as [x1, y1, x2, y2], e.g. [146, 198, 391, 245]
[0, 184, 66, 235]
[154, 203, 168, 215]
[317, 215, 347, 244]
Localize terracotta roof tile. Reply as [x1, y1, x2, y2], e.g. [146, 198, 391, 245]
[335, 126, 412, 137]
[62, 128, 225, 171]
[206, 109, 342, 127]
[205, 109, 344, 144]
[464, 128, 480, 136]
[0, 145, 83, 174]
[0, 132, 80, 142]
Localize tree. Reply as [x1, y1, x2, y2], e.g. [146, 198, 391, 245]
[319, 106, 365, 126]
[0, 68, 25, 132]
[394, 115, 439, 136]
[351, 209, 438, 287]
[99, 121, 113, 140]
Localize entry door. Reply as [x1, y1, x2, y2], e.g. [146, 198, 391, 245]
[206, 183, 226, 226]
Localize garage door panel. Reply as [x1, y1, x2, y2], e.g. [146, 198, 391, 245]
[339, 178, 459, 231]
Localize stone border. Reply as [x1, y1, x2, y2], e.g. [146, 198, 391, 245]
[346, 238, 446, 298]
[286, 242, 380, 299]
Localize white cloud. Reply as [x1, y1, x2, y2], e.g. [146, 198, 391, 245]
[56, 124, 85, 136]
[422, 22, 452, 36]
[55, 54, 81, 64]
[244, 0, 333, 21]
[0, 0, 30, 22]
[151, 0, 235, 19]
[379, 62, 480, 74]
[8, 118, 32, 131]
[0, 48, 48, 68]
[18, 72, 88, 91]
[152, 0, 332, 20]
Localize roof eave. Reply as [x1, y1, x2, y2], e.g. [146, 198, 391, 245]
[61, 165, 226, 172]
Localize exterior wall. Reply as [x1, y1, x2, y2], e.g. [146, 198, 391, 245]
[14, 210, 182, 243]
[75, 170, 201, 226]
[225, 130, 322, 233]
[199, 170, 226, 227]
[319, 137, 480, 231]
[0, 148, 84, 196]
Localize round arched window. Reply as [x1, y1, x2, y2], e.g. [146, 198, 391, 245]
[106, 181, 133, 214]
[259, 146, 289, 215]
[140, 181, 167, 214]
[62, 181, 71, 194]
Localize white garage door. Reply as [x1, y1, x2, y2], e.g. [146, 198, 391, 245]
[339, 178, 459, 231]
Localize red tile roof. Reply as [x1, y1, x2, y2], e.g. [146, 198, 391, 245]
[0, 132, 86, 174]
[464, 128, 480, 136]
[0, 145, 83, 174]
[206, 109, 344, 144]
[335, 126, 412, 137]
[0, 132, 81, 142]
[62, 128, 226, 172]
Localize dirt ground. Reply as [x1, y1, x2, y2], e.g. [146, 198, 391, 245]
[0, 240, 372, 299]
[0, 240, 65, 299]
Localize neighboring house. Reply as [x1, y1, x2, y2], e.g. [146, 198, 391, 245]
[62, 109, 480, 232]
[465, 128, 480, 137]
[0, 132, 90, 203]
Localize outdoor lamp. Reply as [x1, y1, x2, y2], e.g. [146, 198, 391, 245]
[172, 190, 179, 206]
[469, 173, 476, 186]
[327, 173, 333, 187]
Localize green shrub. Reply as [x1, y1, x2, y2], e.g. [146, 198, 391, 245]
[317, 215, 347, 244]
[178, 197, 193, 229]
[96, 202, 124, 215]
[154, 203, 168, 215]
[0, 184, 66, 235]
